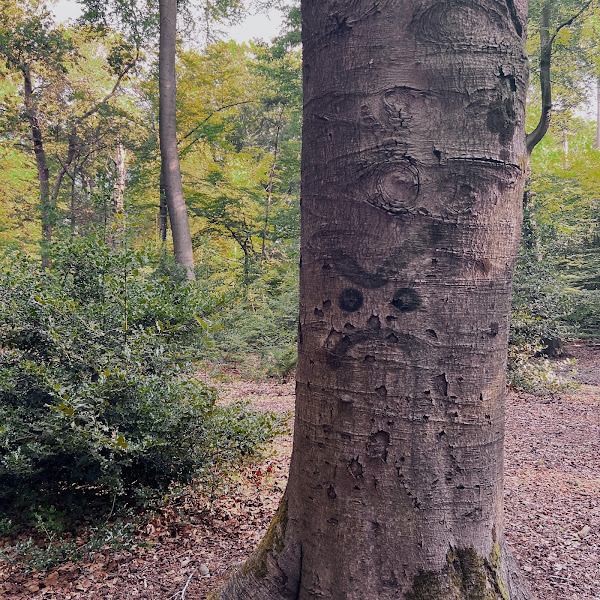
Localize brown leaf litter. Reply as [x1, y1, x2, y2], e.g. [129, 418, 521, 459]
[1, 345, 598, 599]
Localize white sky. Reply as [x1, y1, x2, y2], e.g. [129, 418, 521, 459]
[50, 0, 285, 44]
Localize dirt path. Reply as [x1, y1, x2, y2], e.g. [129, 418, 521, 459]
[1, 348, 598, 599]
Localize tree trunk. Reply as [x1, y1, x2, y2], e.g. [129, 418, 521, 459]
[23, 63, 52, 268]
[261, 108, 284, 269]
[159, 162, 168, 244]
[113, 143, 127, 215]
[159, 0, 196, 279]
[526, 0, 552, 155]
[109, 142, 127, 247]
[70, 165, 79, 232]
[211, 1, 534, 598]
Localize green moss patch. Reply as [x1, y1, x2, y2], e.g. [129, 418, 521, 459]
[241, 498, 289, 579]
[407, 544, 509, 600]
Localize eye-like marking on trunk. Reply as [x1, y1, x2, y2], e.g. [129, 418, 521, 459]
[357, 160, 421, 215]
[391, 287, 421, 312]
[338, 288, 364, 312]
[410, 0, 508, 49]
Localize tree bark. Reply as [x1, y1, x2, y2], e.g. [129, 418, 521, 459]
[159, 162, 168, 244]
[261, 107, 285, 269]
[109, 142, 127, 247]
[159, 0, 196, 279]
[23, 63, 52, 268]
[212, 0, 534, 598]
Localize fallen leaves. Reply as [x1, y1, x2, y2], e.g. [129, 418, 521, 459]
[504, 343, 600, 600]
[1, 353, 598, 600]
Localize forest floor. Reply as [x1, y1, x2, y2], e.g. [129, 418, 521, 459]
[1, 343, 599, 599]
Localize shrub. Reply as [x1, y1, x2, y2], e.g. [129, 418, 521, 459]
[506, 344, 578, 394]
[0, 238, 285, 525]
[510, 244, 576, 347]
[209, 263, 299, 379]
[508, 234, 580, 392]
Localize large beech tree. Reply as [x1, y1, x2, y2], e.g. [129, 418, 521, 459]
[212, 1, 534, 598]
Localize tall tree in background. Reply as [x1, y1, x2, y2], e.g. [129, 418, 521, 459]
[0, 1, 74, 266]
[159, 0, 195, 279]
[0, 1, 142, 264]
[211, 0, 534, 598]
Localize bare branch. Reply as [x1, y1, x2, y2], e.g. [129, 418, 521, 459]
[178, 100, 258, 156]
[74, 51, 140, 125]
[550, 0, 595, 46]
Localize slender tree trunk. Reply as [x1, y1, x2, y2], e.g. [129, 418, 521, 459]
[23, 64, 52, 268]
[159, 0, 196, 279]
[159, 161, 168, 243]
[526, 0, 552, 155]
[52, 125, 78, 207]
[70, 165, 79, 232]
[211, 1, 534, 598]
[261, 108, 284, 269]
[109, 142, 127, 247]
[113, 143, 126, 215]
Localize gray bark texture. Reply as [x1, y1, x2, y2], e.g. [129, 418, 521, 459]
[211, 1, 535, 598]
[23, 64, 52, 268]
[159, 0, 196, 279]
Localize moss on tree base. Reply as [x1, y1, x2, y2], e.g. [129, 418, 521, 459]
[241, 497, 289, 579]
[407, 544, 509, 600]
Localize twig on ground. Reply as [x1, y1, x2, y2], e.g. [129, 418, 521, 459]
[171, 572, 194, 600]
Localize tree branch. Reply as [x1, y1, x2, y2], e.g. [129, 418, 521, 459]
[51, 126, 78, 203]
[550, 0, 594, 46]
[74, 51, 140, 125]
[526, 1, 552, 154]
[178, 100, 257, 156]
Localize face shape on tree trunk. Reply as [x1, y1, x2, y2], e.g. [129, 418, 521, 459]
[212, 1, 534, 598]
[295, 0, 529, 593]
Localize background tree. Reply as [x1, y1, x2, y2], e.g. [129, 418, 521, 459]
[0, 0, 75, 265]
[526, 0, 596, 154]
[0, 2, 144, 262]
[79, 0, 245, 274]
[159, 0, 196, 279]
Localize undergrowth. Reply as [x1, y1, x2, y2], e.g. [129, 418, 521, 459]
[0, 237, 286, 530]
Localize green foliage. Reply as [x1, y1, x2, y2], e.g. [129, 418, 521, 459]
[511, 243, 576, 346]
[209, 264, 299, 379]
[0, 0, 76, 72]
[0, 238, 285, 525]
[523, 119, 600, 341]
[560, 244, 600, 336]
[0, 518, 137, 572]
[509, 236, 581, 393]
